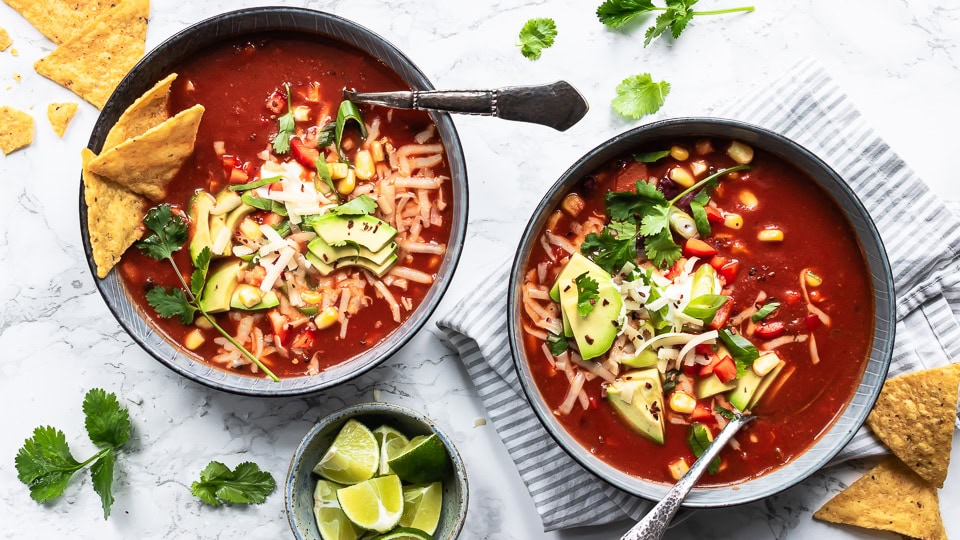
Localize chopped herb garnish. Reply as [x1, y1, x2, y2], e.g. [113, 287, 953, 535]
[714, 405, 737, 420]
[687, 423, 721, 474]
[518, 18, 557, 60]
[635, 150, 671, 163]
[683, 294, 729, 322]
[241, 194, 288, 216]
[335, 100, 367, 160]
[717, 328, 759, 377]
[272, 83, 295, 154]
[662, 368, 681, 392]
[271, 220, 292, 238]
[689, 189, 711, 237]
[228, 176, 282, 192]
[190, 461, 276, 506]
[546, 332, 569, 356]
[574, 272, 600, 317]
[314, 156, 341, 204]
[581, 222, 638, 275]
[596, 0, 755, 47]
[15, 389, 131, 519]
[316, 122, 336, 149]
[136, 205, 278, 382]
[612, 73, 670, 120]
[751, 301, 781, 322]
[332, 194, 378, 216]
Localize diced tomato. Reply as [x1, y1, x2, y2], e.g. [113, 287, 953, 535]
[805, 313, 822, 331]
[784, 290, 802, 306]
[704, 206, 724, 224]
[588, 396, 599, 409]
[755, 321, 786, 339]
[714, 356, 738, 383]
[290, 328, 317, 350]
[690, 402, 714, 421]
[683, 238, 718, 257]
[267, 310, 289, 347]
[718, 260, 739, 282]
[665, 258, 686, 280]
[290, 138, 321, 170]
[228, 167, 249, 183]
[265, 88, 287, 114]
[709, 298, 734, 330]
[709, 255, 728, 270]
[695, 343, 715, 355]
[682, 363, 698, 376]
[699, 353, 722, 377]
[613, 162, 648, 192]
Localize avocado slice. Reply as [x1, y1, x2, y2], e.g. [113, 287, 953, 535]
[746, 361, 788, 410]
[229, 285, 279, 311]
[305, 252, 335, 275]
[307, 236, 397, 266]
[729, 360, 786, 411]
[557, 273, 622, 360]
[620, 348, 659, 369]
[305, 251, 398, 277]
[216, 203, 256, 256]
[188, 191, 215, 264]
[198, 260, 242, 314]
[307, 214, 397, 252]
[550, 252, 604, 302]
[695, 373, 737, 399]
[605, 369, 665, 444]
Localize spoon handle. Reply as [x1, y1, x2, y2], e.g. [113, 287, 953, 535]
[621, 414, 757, 540]
[344, 80, 589, 131]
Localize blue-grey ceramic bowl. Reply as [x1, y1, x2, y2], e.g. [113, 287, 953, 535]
[507, 118, 895, 507]
[80, 8, 468, 396]
[286, 402, 468, 539]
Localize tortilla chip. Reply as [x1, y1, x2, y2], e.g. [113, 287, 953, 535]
[103, 73, 176, 150]
[0, 106, 34, 155]
[88, 104, 204, 201]
[866, 363, 960, 488]
[33, 0, 149, 109]
[814, 457, 946, 540]
[47, 102, 79, 137]
[1, 0, 116, 45]
[0, 27, 11, 51]
[82, 148, 146, 278]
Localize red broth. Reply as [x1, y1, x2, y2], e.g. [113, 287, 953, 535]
[521, 140, 873, 485]
[118, 34, 453, 378]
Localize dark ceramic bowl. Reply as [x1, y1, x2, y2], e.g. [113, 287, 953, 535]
[80, 8, 468, 396]
[286, 402, 468, 539]
[507, 118, 894, 506]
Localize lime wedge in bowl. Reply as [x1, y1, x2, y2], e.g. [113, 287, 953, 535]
[387, 434, 451, 484]
[337, 475, 404, 533]
[398, 482, 442, 535]
[313, 479, 359, 540]
[314, 419, 379, 485]
[372, 425, 409, 476]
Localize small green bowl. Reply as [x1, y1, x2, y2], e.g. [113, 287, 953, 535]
[286, 402, 468, 539]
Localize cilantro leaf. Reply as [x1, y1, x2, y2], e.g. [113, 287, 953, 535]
[191, 247, 211, 298]
[314, 156, 340, 203]
[241, 194, 288, 216]
[137, 204, 187, 261]
[606, 179, 666, 221]
[751, 301, 780, 322]
[718, 328, 759, 378]
[82, 389, 131, 449]
[581, 225, 637, 275]
[146, 286, 196, 325]
[332, 194, 378, 216]
[644, 230, 682, 268]
[714, 405, 737, 420]
[191, 461, 276, 506]
[687, 423, 721, 475]
[316, 122, 336, 148]
[690, 199, 711, 238]
[639, 203, 670, 237]
[518, 18, 557, 60]
[90, 450, 115, 519]
[596, 0, 656, 28]
[546, 332, 569, 356]
[612, 73, 670, 120]
[600, 0, 755, 47]
[662, 369, 681, 392]
[272, 84, 294, 154]
[635, 150, 671, 163]
[228, 176, 282, 192]
[15, 426, 83, 502]
[574, 272, 600, 317]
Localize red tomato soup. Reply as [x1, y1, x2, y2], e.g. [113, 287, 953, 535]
[520, 139, 873, 485]
[119, 34, 453, 378]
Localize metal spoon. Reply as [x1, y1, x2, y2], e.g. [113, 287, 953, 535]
[343, 80, 589, 131]
[621, 414, 757, 540]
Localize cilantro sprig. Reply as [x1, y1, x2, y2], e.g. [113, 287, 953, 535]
[191, 461, 276, 506]
[574, 272, 600, 317]
[612, 73, 670, 120]
[518, 18, 557, 60]
[332, 194, 378, 216]
[136, 205, 279, 382]
[15, 389, 131, 519]
[272, 83, 295, 154]
[687, 423, 721, 474]
[597, 0, 754, 47]
[546, 332, 569, 355]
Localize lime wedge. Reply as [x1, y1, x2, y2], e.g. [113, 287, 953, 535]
[387, 434, 451, 484]
[314, 419, 380, 484]
[372, 425, 410, 476]
[313, 480, 359, 540]
[398, 482, 443, 535]
[337, 475, 404, 533]
[369, 528, 432, 540]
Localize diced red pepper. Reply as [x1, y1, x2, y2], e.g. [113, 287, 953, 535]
[755, 320, 786, 339]
[805, 313, 822, 331]
[709, 255, 728, 270]
[682, 363, 698, 376]
[709, 298, 734, 330]
[228, 167, 249, 183]
[290, 137, 321, 170]
[683, 238, 718, 257]
[714, 356, 738, 383]
[267, 310, 289, 347]
[690, 402, 714, 421]
[784, 290, 802, 306]
[718, 260, 739, 282]
[695, 343, 715, 355]
[665, 258, 686, 280]
[704, 206, 724, 224]
[698, 353, 722, 377]
[290, 328, 317, 350]
[588, 396, 599, 410]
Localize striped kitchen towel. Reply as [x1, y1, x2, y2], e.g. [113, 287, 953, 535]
[436, 58, 960, 531]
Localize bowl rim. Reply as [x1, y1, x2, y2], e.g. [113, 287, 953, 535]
[284, 401, 469, 539]
[507, 117, 895, 506]
[79, 7, 469, 396]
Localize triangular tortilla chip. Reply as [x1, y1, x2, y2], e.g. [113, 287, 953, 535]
[866, 363, 960, 488]
[103, 73, 176, 150]
[814, 457, 946, 540]
[47, 102, 79, 137]
[0, 105, 33, 155]
[82, 148, 146, 278]
[0, 26, 12, 51]
[33, 0, 149, 109]
[1, 0, 115, 44]
[88, 104, 204, 201]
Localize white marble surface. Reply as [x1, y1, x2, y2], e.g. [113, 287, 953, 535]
[1, 0, 958, 538]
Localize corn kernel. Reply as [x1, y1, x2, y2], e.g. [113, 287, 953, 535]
[239, 217, 262, 241]
[757, 228, 784, 242]
[669, 391, 697, 414]
[670, 145, 689, 161]
[561, 193, 585, 217]
[753, 352, 781, 377]
[804, 269, 823, 288]
[727, 141, 754, 164]
[184, 328, 205, 350]
[195, 316, 213, 330]
[723, 213, 743, 230]
[315, 306, 339, 330]
[354, 150, 376, 180]
[370, 140, 385, 162]
[338, 169, 356, 195]
[669, 166, 695, 188]
[668, 458, 689, 481]
[690, 160, 708, 177]
[301, 290, 323, 305]
[235, 284, 263, 308]
[329, 162, 349, 180]
[695, 139, 714, 156]
[739, 190, 758, 210]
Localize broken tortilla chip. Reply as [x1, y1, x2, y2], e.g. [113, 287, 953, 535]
[47, 102, 79, 137]
[88, 104, 204, 201]
[0, 26, 11, 51]
[814, 457, 946, 540]
[33, 0, 149, 109]
[866, 362, 960, 488]
[1, 0, 116, 45]
[82, 148, 146, 278]
[103, 73, 177, 150]
[0, 105, 34, 155]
